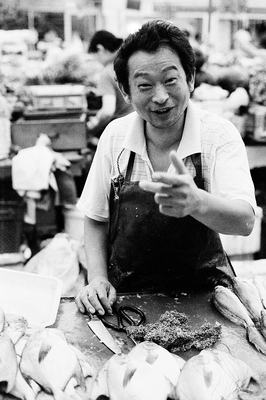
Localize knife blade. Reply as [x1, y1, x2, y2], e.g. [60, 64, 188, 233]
[87, 314, 121, 354]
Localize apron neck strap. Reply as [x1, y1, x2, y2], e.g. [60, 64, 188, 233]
[191, 153, 202, 179]
[125, 151, 136, 182]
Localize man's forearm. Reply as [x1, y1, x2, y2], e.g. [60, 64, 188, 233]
[84, 216, 109, 281]
[191, 191, 255, 236]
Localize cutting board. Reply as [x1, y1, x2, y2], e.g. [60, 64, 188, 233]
[53, 291, 266, 374]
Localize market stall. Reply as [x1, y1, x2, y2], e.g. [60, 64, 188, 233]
[2, 26, 266, 400]
[0, 33, 102, 258]
[2, 267, 266, 399]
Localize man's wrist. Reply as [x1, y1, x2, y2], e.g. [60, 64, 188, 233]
[89, 274, 108, 282]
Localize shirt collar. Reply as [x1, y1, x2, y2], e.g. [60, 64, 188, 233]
[123, 112, 147, 156]
[122, 100, 201, 159]
[177, 100, 201, 160]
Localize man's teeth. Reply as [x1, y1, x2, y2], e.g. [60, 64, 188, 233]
[156, 109, 168, 113]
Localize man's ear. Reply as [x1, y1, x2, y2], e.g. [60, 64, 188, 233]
[188, 72, 195, 93]
[96, 44, 105, 54]
[118, 83, 131, 104]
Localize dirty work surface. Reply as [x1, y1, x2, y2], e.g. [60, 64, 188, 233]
[52, 291, 266, 374]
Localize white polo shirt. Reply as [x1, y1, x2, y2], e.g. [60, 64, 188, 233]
[77, 101, 256, 222]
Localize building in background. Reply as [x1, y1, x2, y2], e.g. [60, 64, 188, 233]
[1, 0, 266, 53]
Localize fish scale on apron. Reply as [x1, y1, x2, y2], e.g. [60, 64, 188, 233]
[108, 150, 235, 293]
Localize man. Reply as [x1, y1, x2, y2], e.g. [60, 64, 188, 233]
[87, 30, 133, 138]
[75, 20, 256, 316]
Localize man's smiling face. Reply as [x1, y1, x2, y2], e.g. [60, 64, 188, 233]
[122, 46, 194, 131]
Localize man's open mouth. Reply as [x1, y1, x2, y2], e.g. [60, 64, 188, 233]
[154, 107, 172, 115]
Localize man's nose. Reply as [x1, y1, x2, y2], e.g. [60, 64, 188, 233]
[152, 84, 169, 103]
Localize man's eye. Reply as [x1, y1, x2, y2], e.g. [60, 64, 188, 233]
[138, 84, 151, 91]
[166, 77, 177, 85]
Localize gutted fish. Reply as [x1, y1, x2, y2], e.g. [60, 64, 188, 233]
[10, 355, 36, 400]
[68, 344, 96, 380]
[0, 331, 18, 393]
[64, 376, 87, 400]
[20, 328, 84, 400]
[107, 353, 174, 400]
[260, 309, 266, 338]
[176, 349, 255, 400]
[90, 360, 110, 400]
[202, 349, 256, 386]
[253, 276, 266, 309]
[0, 308, 5, 333]
[231, 277, 263, 324]
[213, 285, 254, 328]
[247, 326, 266, 356]
[128, 341, 184, 387]
[68, 344, 96, 399]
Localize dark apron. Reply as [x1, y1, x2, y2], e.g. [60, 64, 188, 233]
[108, 151, 235, 293]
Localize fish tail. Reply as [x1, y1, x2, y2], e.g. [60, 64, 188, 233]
[247, 326, 266, 356]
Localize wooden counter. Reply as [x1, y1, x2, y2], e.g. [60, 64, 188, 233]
[52, 291, 266, 374]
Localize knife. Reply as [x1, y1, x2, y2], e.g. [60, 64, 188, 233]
[87, 314, 122, 354]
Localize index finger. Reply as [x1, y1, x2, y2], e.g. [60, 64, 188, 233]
[170, 150, 188, 175]
[95, 288, 113, 315]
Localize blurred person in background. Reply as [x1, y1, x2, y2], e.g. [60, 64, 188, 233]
[87, 30, 133, 140]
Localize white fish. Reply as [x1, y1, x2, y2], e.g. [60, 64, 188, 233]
[68, 344, 96, 399]
[20, 328, 84, 400]
[172, 353, 186, 371]
[128, 341, 185, 387]
[10, 355, 36, 400]
[64, 376, 87, 400]
[68, 344, 96, 380]
[213, 285, 254, 328]
[107, 353, 174, 400]
[253, 276, 266, 309]
[0, 307, 5, 332]
[247, 325, 266, 356]
[176, 349, 255, 400]
[202, 349, 256, 387]
[90, 360, 110, 400]
[260, 309, 266, 338]
[0, 331, 18, 393]
[253, 275, 266, 309]
[232, 277, 263, 324]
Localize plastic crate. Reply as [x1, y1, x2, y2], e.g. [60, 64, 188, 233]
[0, 200, 25, 253]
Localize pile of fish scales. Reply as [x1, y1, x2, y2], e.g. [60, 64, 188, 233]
[89, 340, 256, 400]
[213, 275, 266, 355]
[0, 307, 96, 400]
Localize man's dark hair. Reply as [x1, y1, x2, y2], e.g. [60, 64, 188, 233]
[114, 20, 196, 95]
[89, 30, 123, 53]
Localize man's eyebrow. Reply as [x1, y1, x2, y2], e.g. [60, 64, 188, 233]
[133, 65, 178, 79]
[162, 65, 178, 73]
[133, 71, 149, 79]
